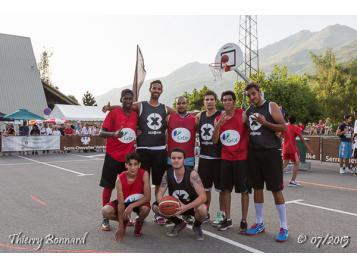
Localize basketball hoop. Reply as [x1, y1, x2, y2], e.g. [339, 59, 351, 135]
[209, 63, 223, 81]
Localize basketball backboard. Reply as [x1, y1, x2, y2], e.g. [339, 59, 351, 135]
[214, 42, 243, 71]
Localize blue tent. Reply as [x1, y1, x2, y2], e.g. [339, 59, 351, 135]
[4, 109, 44, 120]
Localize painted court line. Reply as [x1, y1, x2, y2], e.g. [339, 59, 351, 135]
[299, 180, 357, 192]
[287, 199, 357, 217]
[184, 225, 263, 253]
[69, 153, 104, 159]
[0, 158, 103, 166]
[30, 195, 47, 206]
[18, 156, 93, 176]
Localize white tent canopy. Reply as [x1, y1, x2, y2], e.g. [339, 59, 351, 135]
[50, 104, 106, 121]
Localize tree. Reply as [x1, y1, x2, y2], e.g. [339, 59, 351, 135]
[67, 95, 79, 104]
[234, 66, 321, 123]
[173, 86, 223, 111]
[38, 49, 53, 84]
[82, 91, 97, 106]
[309, 49, 357, 123]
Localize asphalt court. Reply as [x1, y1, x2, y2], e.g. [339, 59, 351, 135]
[0, 152, 356, 253]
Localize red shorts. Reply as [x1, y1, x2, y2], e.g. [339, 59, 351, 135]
[106, 200, 151, 215]
[283, 152, 300, 162]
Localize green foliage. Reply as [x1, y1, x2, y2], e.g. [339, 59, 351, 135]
[67, 95, 79, 104]
[173, 86, 223, 111]
[309, 49, 357, 124]
[82, 91, 97, 106]
[38, 49, 53, 85]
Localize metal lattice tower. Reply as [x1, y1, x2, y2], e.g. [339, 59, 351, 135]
[238, 15, 259, 78]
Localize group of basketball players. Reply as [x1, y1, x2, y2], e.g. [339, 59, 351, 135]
[98, 80, 300, 243]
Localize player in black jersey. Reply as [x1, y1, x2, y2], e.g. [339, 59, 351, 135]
[152, 148, 208, 240]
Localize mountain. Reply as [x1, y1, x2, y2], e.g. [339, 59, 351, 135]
[96, 24, 357, 107]
[260, 24, 357, 73]
[95, 62, 238, 106]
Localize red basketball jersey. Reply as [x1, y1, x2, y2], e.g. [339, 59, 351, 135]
[101, 107, 137, 162]
[167, 113, 196, 158]
[216, 108, 248, 161]
[118, 168, 146, 200]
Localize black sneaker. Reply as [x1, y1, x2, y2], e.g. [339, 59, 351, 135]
[166, 221, 187, 237]
[239, 220, 248, 234]
[192, 224, 204, 240]
[217, 218, 233, 231]
[101, 218, 111, 231]
[182, 215, 194, 225]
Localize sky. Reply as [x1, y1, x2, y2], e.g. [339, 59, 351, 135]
[1, 15, 357, 102]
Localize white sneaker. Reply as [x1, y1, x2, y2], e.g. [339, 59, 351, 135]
[345, 168, 353, 174]
[340, 168, 346, 174]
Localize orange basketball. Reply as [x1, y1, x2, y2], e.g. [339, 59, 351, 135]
[221, 54, 229, 63]
[159, 196, 180, 217]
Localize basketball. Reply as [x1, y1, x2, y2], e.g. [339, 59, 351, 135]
[159, 196, 180, 217]
[221, 54, 229, 63]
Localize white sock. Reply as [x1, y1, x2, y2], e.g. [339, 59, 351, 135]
[276, 204, 288, 230]
[254, 203, 264, 224]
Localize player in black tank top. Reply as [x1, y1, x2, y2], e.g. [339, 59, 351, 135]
[152, 148, 208, 240]
[244, 83, 290, 242]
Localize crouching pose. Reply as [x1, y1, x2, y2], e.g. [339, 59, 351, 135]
[102, 153, 151, 241]
[152, 148, 207, 240]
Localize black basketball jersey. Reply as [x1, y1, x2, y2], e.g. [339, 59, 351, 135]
[167, 167, 198, 205]
[246, 101, 281, 150]
[198, 111, 222, 158]
[137, 101, 167, 148]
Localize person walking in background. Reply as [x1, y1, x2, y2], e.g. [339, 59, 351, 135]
[336, 114, 353, 174]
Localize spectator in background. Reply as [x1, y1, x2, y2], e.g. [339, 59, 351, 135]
[59, 124, 65, 136]
[325, 118, 333, 135]
[336, 114, 353, 174]
[64, 123, 74, 136]
[3, 124, 15, 136]
[19, 121, 29, 136]
[41, 123, 53, 136]
[41, 123, 52, 154]
[30, 124, 40, 155]
[81, 123, 91, 137]
[316, 120, 325, 135]
[52, 126, 62, 136]
[30, 124, 40, 136]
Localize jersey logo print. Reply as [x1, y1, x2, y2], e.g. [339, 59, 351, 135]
[147, 113, 163, 130]
[172, 190, 190, 202]
[249, 115, 262, 131]
[200, 123, 214, 141]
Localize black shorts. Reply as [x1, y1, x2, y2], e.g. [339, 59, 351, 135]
[220, 160, 251, 193]
[107, 200, 151, 215]
[198, 158, 221, 191]
[247, 149, 283, 192]
[136, 148, 167, 186]
[99, 154, 126, 189]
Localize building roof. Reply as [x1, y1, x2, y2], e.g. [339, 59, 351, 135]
[0, 33, 48, 116]
[50, 104, 106, 121]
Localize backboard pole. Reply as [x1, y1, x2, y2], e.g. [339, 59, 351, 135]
[233, 68, 250, 83]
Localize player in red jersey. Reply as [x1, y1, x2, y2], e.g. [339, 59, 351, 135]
[212, 91, 250, 233]
[99, 89, 138, 231]
[101, 153, 151, 241]
[283, 116, 313, 186]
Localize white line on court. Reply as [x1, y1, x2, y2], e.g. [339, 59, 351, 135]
[69, 153, 104, 159]
[185, 225, 263, 253]
[287, 199, 357, 217]
[17, 156, 93, 176]
[0, 158, 103, 166]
